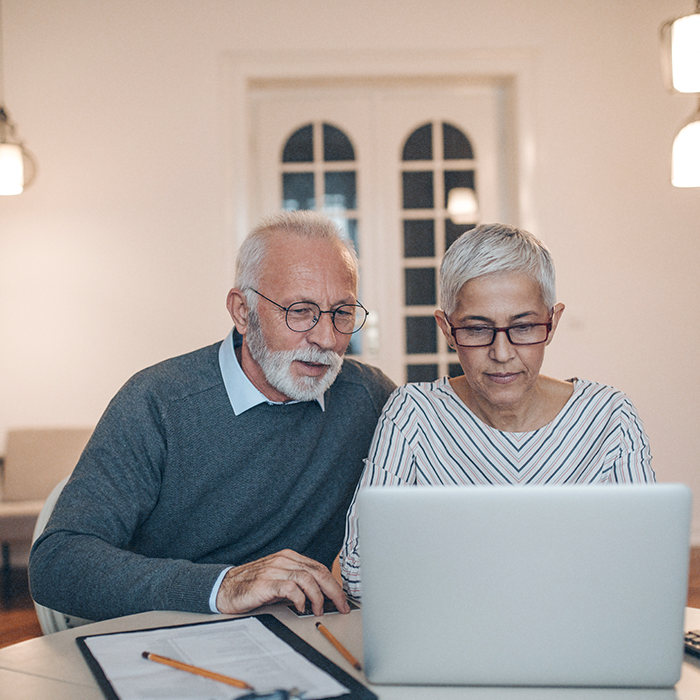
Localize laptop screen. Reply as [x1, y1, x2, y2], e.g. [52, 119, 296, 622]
[358, 484, 691, 688]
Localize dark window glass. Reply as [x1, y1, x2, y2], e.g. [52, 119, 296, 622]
[403, 219, 435, 258]
[282, 124, 313, 163]
[448, 363, 463, 378]
[324, 171, 356, 210]
[406, 316, 437, 354]
[344, 223, 361, 356]
[402, 123, 432, 161]
[323, 124, 355, 162]
[403, 171, 434, 209]
[446, 220, 476, 251]
[346, 333, 362, 356]
[407, 364, 438, 383]
[443, 123, 473, 160]
[404, 268, 436, 306]
[345, 219, 358, 255]
[443, 170, 475, 207]
[283, 173, 314, 210]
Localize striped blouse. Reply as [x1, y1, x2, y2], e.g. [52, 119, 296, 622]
[340, 377, 654, 598]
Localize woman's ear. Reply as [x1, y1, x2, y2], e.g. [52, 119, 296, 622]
[226, 288, 250, 334]
[546, 302, 565, 345]
[435, 310, 455, 348]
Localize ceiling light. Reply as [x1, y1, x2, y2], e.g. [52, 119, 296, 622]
[661, 1, 700, 93]
[447, 188, 479, 225]
[0, 108, 36, 194]
[0, 1, 37, 194]
[672, 99, 700, 188]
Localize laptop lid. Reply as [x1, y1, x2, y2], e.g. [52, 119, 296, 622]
[357, 484, 692, 688]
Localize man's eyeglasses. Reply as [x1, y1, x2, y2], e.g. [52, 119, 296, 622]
[447, 316, 553, 347]
[251, 289, 368, 335]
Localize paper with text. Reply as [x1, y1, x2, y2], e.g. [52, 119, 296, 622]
[83, 617, 349, 700]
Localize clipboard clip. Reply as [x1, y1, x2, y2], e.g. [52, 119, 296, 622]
[236, 688, 303, 700]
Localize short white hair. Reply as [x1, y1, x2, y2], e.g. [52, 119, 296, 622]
[235, 211, 359, 302]
[439, 223, 556, 315]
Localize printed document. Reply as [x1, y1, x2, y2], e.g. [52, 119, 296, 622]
[82, 616, 349, 699]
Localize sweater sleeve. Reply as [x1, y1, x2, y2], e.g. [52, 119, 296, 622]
[29, 374, 228, 621]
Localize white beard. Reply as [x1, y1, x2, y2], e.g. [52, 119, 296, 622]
[245, 310, 344, 401]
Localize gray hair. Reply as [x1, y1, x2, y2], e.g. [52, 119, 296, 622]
[235, 211, 359, 309]
[439, 223, 556, 315]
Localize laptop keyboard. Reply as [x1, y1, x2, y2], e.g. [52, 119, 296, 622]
[288, 597, 359, 617]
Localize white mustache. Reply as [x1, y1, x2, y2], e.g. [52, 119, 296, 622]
[290, 348, 342, 367]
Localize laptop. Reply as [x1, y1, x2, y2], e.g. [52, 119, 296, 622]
[357, 484, 692, 688]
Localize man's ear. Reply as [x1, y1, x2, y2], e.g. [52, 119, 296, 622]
[226, 288, 250, 334]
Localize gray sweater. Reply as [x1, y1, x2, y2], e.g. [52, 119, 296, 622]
[29, 341, 395, 620]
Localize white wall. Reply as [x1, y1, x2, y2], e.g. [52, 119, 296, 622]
[1, 1, 699, 538]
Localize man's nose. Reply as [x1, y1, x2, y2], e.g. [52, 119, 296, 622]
[306, 311, 338, 349]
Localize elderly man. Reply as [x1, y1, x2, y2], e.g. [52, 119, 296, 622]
[29, 211, 395, 621]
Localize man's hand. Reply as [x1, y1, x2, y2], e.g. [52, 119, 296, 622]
[216, 549, 350, 616]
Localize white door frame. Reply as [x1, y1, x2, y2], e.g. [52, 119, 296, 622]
[220, 49, 538, 270]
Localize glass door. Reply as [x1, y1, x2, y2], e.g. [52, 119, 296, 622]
[250, 81, 506, 384]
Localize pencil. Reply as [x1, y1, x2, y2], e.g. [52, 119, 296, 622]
[141, 651, 253, 689]
[315, 622, 363, 671]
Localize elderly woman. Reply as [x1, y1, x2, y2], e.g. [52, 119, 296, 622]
[340, 223, 654, 599]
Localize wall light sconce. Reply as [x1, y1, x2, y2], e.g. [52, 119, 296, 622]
[661, 1, 700, 188]
[0, 0, 37, 195]
[447, 188, 479, 225]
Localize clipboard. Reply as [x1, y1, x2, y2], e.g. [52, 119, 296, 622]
[77, 613, 377, 700]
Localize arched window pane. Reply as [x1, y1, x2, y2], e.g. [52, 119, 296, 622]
[399, 120, 479, 382]
[324, 124, 355, 161]
[324, 171, 356, 210]
[404, 268, 436, 306]
[403, 171, 434, 209]
[283, 172, 315, 210]
[443, 122, 474, 160]
[343, 218, 359, 254]
[403, 219, 435, 258]
[279, 122, 361, 357]
[407, 364, 438, 383]
[406, 316, 437, 354]
[448, 363, 463, 378]
[445, 220, 475, 251]
[402, 123, 432, 161]
[282, 124, 313, 163]
[444, 170, 475, 207]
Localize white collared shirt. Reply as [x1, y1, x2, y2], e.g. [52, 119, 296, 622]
[218, 329, 325, 415]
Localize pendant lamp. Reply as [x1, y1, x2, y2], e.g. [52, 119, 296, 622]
[447, 188, 479, 225]
[661, 2, 700, 93]
[0, 0, 37, 195]
[661, 2, 700, 188]
[672, 99, 700, 188]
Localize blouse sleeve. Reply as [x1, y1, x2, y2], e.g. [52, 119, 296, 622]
[612, 395, 655, 483]
[339, 390, 416, 599]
